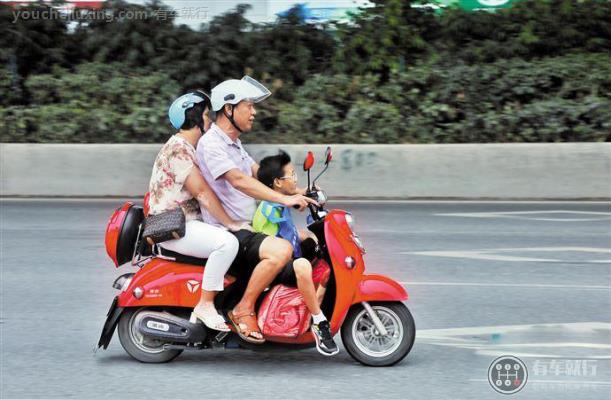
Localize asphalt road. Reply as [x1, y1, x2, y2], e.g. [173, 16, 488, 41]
[1, 199, 610, 399]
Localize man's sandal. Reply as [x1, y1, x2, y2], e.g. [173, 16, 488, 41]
[227, 311, 265, 344]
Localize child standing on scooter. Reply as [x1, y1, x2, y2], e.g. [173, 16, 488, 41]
[252, 150, 339, 356]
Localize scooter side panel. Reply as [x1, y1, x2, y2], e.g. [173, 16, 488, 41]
[352, 274, 409, 303]
[117, 258, 231, 308]
[324, 210, 365, 333]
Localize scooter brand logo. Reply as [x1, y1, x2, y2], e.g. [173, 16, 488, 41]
[488, 355, 528, 394]
[186, 280, 200, 293]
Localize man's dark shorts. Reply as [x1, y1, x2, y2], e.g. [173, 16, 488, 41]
[227, 232, 318, 288]
[227, 229, 268, 279]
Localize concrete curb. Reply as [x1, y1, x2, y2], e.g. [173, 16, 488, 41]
[1, 143, 610, 199]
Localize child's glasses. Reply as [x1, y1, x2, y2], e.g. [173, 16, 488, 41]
[278, 171, 297, 181]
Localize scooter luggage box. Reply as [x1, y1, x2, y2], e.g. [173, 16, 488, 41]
[105, 202, 144, 267]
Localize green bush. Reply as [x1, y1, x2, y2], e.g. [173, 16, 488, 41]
[1, 0, 610, 143]
[1, 63, 179, 143]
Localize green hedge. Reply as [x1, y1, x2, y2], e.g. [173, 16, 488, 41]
[1, 63, 179, 142]
[2, 54, 609, 143]
[1, 0, 610, 143]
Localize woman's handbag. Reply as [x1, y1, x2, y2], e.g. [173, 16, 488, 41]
[142, 207, 186, 245]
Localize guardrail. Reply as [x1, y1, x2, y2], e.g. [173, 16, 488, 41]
[1, 143, 609, 199]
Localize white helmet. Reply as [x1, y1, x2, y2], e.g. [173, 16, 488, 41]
[210, 76, 271, 112]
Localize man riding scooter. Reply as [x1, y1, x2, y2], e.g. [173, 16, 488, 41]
[195, 76, 318, 344]
[98, 77, 416, 366]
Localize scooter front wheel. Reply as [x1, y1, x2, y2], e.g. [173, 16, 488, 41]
[341, 302, 415, 367]
[117, 308, 183, 363]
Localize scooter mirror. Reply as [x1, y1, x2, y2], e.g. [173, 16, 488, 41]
[303, 151, 315, 171]
[324, 147, 332, 166]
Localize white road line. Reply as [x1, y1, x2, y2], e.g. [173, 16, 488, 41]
[406, 251, 558, 262]
[399, 281, 611, 290]
[469, 379, 611, 385]
[416, 322, 611, 337]
[416, 322, 611, 359]
[440, 210, 611, 216]
[435, 209, 611, 221]
[401, 247, 611, 263]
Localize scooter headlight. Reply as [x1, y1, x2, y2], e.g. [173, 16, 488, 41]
[345, 213, 366, 254]
[345, 213, 355, 231]
[352, 234, 366, 254]
[316, 190, 327, 206]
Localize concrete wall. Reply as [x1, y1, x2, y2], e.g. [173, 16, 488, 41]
[1, 143, 610, 199]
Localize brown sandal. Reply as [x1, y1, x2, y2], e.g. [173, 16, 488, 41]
[227, 311, 265, 344]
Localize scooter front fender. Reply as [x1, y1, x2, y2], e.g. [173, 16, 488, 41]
[351, 274, 408, 304]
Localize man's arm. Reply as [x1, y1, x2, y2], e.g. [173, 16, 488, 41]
[223, 168, 316, 210]
[184, 168, 248, 231]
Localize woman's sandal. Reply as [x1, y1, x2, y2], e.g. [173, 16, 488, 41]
[227, 310, 265, 344]
[190, 308, 231, 332]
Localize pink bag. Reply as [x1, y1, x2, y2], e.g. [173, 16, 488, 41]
[257, 259, 331, 338]
[258, 285, 310, 338]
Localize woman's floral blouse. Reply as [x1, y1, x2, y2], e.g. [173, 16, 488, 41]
[148, 135, 200, 221]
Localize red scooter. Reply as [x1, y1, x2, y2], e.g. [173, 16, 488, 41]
[97, 147, 415, 366]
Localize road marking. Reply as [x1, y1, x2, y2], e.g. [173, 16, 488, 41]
[436, 210, 611, 221]
[469, 379, 611, 385]
[417, 322, 611, 358]
[400, 281, 611, 291]
[402, 247, 611, 263]
[417, 322, 611, 337]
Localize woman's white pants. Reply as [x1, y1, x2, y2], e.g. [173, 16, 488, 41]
[159, 220, 239, 291]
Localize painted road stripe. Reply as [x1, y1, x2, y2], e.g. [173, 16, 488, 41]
[469, 379, 611, 385]
[417, 322, 611, 358]
[416, 322, 611, 336]
[402, 247, 611, 263]
[400, 281, 611, 290]
[435, 210, 611, 221]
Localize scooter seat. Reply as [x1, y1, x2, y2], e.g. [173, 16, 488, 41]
[156, 248, 207, 266]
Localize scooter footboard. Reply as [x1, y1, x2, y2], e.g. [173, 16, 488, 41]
[352, 274, 408, 304]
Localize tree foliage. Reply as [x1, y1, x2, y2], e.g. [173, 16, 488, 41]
[1, 0, 610, 143]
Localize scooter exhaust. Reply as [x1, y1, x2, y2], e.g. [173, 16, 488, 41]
[134, 311, 207, 343]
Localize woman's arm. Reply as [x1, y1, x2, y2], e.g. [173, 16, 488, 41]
[184, 167, 249, 231]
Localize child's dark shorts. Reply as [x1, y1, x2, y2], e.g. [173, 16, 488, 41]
[271, 238, 319, 288]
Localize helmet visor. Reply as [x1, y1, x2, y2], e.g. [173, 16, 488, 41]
[241, 76, 271, 103]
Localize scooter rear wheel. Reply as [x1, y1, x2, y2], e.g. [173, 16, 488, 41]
[341, 302, 415, 367]
[117, 308, 183, 363]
